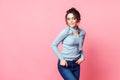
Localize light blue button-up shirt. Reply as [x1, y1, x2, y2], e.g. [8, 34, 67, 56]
[51, 26, 86, 61]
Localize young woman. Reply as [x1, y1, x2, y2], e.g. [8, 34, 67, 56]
[51, 7, 86, 80]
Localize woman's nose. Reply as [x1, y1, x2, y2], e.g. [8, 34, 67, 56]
[70, 20, 73, 23]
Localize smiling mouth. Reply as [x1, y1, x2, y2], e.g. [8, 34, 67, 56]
[70, 24, 74, 25]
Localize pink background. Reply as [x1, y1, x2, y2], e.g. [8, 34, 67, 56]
[0, 0, 120, 80]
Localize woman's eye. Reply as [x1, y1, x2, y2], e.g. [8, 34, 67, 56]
[67, 18, 70, 20]
[67, 17, 76, 21]
[72, 17, 76, 20]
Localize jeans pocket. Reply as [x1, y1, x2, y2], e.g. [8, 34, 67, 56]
[75, 63, 80, 67]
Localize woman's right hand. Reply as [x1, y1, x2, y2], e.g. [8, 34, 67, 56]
[60, 59, 68, 67]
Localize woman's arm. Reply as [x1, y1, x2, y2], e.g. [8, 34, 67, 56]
[76, 31, 86, 64]
[51, 27, 69, 60]
[79, 30, 86, 59]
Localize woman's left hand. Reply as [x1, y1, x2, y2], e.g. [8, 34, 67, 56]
[75, 58, 84, 65]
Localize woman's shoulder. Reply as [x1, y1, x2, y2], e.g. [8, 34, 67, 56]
[60, 26, 70, 33]
[79, 28, 86, 35]
[62, 26, 70, 31]
[56, 26, 70, 36]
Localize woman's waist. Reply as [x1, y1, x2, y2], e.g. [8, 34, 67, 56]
[62, 54, 80, 61]
[62, 48, 79, 53]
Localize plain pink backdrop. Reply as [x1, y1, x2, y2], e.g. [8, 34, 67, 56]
[0, 0, 120, 80]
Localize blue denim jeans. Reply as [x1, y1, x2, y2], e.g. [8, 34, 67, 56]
[58, 60, 80, 80]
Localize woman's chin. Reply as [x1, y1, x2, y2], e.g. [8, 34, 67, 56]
[69, 26, 76, 28]
[70, 25, 75, 28]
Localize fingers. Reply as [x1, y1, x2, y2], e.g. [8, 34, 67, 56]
[77, 62, 81, 65]
[65, 62, 68, 67]
[60, 60, 68, 67]
[75, 61, 80, 64]
[75, 58, 84, 64]
[75, 60, 78, 64]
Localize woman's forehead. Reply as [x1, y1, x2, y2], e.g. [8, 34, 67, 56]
[67, 13, 75, 18]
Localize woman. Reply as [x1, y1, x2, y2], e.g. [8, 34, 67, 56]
[51, 7, 86, 80]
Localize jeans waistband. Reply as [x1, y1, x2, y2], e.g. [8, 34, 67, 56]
[65, 57, 79, 62]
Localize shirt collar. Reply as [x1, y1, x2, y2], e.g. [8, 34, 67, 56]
[69, 26, 78, 32]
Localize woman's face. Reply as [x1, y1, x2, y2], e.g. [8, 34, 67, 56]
[66, 13, 78, 28]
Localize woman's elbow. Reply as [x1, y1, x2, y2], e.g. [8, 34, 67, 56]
[51, 43, 57, 49]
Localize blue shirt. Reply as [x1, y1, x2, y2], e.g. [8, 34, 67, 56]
[51, 26, 86, 61]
